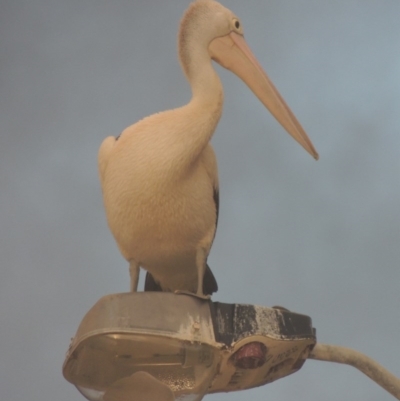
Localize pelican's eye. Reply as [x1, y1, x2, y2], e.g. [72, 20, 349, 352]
[232, 18, 243, 34]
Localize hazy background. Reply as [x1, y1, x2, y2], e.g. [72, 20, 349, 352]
[1, 0, 400, 400]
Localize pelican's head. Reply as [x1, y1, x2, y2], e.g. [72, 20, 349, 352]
[179, 0, 319, 160]
[179, 0, 243, 44]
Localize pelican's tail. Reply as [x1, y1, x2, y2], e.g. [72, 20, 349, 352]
[144, 264, 218, 295]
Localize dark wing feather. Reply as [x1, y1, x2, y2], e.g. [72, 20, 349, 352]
[201, 186, 219, 294]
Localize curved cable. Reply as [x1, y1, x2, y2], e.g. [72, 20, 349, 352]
[308, 343, 400, 400]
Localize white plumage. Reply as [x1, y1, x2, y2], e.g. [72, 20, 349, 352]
[98, 0, 318, 298]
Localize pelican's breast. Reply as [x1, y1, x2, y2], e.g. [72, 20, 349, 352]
[100, 111, 218, 263]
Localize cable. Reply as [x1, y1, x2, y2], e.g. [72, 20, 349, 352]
[308, 343, 400, 400]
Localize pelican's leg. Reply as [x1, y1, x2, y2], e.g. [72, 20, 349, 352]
[196, 248, 207, 297]
[175, 248, 210, 300]
[129, 261, 140, 292]
[188, 248, 211, 300]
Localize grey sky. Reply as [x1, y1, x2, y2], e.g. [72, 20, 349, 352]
[1, 1, 400, 400]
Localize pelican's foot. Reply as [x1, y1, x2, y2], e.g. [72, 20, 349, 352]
[174, 290, 211, 300]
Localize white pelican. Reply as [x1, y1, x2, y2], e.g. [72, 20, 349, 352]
[98, 0, 318, 298]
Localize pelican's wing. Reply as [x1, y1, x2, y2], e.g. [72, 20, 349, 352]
[204, 187, 219, 293]
[204, 263, 218, 294]
[98, 136, 117, 184]
[202, 144, 219, 294]
[201, 144, 219, 247]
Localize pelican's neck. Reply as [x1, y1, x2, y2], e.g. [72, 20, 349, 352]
[159, 34, 223, 173]
[179, 42, 224, 156]
[187, 55, 223, 108]
[180, 30, 223, 108]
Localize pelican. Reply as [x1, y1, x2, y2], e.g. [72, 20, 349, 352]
[98, 0, 318, 298]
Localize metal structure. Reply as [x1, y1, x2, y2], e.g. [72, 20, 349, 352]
[63, 293, 316, 401]
[63, 292, 400, 400]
